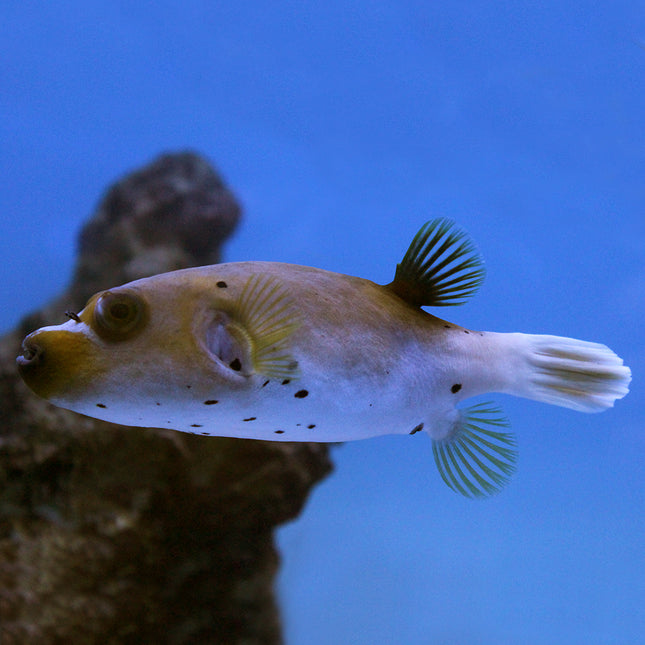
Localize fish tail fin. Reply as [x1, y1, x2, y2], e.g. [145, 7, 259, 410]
[505, 333, 631, 413]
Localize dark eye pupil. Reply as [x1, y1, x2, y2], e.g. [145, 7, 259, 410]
[110, 302, 131, 320]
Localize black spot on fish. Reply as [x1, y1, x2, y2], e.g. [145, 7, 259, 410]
[155, 402, 161, 406]
[308, 424, 316, 429]
[191, 424, 203, 428]
[96, 403, 106, 408]
[274, 430, 285, 434]
[410, 423, 424, 435]
[464, 330, 470, 334]
[294, 390, 309, 398]
[186, 385, 192, 389]
[262, 380, 270, 388]
[216, 281, 228, 288]
[201, 432, 210, 435]
[204, 400, 218, 405]
[243, 417, 257, 422]
[229, 358, 242, 371]
[451, 383, 462, 393]
[282, 379, 291, 385]
[444, 325, 451, 329]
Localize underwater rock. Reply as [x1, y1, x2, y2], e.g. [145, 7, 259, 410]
[0, 152, 332, 644]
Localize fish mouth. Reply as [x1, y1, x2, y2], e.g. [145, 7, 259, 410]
[16, 332, 51, 397]
[16, 327, 98, 401]
[17, 337, 44, 369]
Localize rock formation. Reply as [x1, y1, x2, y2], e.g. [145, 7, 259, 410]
[0, 152, 332, 644]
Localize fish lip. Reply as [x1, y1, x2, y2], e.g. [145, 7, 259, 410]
[16, 338, 43, 369]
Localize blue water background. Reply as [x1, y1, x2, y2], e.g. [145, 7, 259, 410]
[3, 4, 644, 643]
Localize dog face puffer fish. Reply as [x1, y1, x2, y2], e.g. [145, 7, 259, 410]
[17, 220, 631, 497]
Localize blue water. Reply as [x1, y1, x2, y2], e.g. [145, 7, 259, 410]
[4, 3, 644, 643]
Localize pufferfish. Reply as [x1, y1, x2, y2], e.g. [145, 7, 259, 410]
[17, 219, 631, 497]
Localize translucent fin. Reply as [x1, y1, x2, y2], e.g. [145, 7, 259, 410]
[233, 275, 301, 379]
[432, 403, 517, 498]
[511, 334, 631, 413]
[387, 218, 485, 307]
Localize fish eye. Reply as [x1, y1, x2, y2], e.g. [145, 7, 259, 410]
[92, 291, 147, 341]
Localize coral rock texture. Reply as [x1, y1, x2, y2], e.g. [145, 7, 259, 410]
[0, 152, 332, 644]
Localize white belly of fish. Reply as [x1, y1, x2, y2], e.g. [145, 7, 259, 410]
[66, 354, 443, 442]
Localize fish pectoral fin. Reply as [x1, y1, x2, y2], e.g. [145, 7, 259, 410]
[431, 403, 517, 498]
[386, 218, 485, 307]
[231, 274, 301, 379]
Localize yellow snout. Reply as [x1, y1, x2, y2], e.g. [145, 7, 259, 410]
[17, 328, 99, 401]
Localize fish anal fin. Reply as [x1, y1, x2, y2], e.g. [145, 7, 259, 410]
[387, 218, 485, 307]
[431, 403, 517, 498]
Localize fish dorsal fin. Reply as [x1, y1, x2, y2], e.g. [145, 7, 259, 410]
[432, 403, 517, 498]
[232, 274, 301, 379]
[387, 219, 485, 307]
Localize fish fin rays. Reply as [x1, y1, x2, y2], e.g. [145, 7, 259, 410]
[387, 218, 485, 307]
[431, 402, 517, 498]
[513, 334, 631, 412]
[234, 274, 301, 379]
